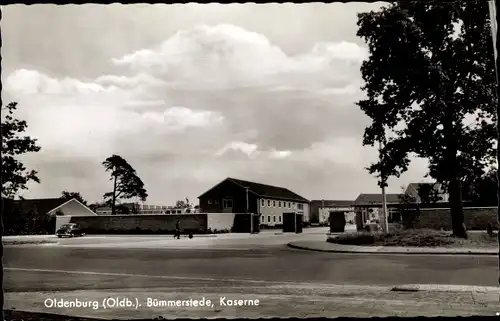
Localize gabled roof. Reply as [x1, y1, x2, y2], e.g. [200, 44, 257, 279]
[2, 198, 96, 216]
[3, 198, 69, 215]
[406, 182, 445, 195]
[198, 177, 309, 203]
[353, 193, 403, 206]
[310, 200, 354, 207]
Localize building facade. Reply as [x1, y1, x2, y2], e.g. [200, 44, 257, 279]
[95, 204, 197, 215]
[198, 177, 310, 227]
[310, 200, 355, 225]
[353, 193, 403, 230]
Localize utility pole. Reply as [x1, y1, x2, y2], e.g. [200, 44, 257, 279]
[488, 0, 500, 291]
[379, 140, 389, 233]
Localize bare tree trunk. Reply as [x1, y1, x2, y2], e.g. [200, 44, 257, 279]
[111, 174, 117, 215]
[449, 174, 466, 238]
[443, 106, 466, 238]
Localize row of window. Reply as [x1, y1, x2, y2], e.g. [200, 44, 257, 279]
[261, 215, 282, 223]
[207, 199, 233, 208]
[260, 199, 304, 210]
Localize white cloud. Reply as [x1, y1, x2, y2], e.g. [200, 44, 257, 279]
[111, 23, 367, 92]
[270, 149, 292, 159]
[216, 141, 259, 158]
[4, 69, 116, 96]
[141, 106, 224, 129]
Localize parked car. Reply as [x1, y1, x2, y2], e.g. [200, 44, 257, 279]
[56, 223, 85, 238]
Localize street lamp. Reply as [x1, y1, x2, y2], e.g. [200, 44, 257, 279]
[379, 140, 389, 233]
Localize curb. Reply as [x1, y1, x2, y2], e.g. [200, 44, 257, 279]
[391, 284, 500, 293]
[287, 242, 498, 256]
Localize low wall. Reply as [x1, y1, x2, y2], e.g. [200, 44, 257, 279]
[67, 214, 208, 234]
[403, 207, 499, 230]
[55, 213, 255, 234]
[207, 213, 236, 232]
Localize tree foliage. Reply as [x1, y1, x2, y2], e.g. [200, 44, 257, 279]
[60, 191, 88, 205]
[102, 155, 148, 214]
[1, 102, 42, 199]
[176, 198, 192, 213]
[463, 167, 498, 206]
[417, 184, 443, 205]
[357, 1, 497, 238]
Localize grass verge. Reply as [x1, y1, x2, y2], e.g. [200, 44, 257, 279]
[327, 229, 499, 248]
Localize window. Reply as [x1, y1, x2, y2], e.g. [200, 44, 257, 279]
[267, 200, 271, 206]
[279, 216, 282, 222]
[297, 203, 304, 210]
[292, 202, 295, 208]
[208, 199, 212, 204]
[223, 199, 233, 209]
[261, 199, 265, 207]
[273, 201, 276, 207]
[273, 216, 276, 222]
[267, 216, 271, 222]
[215, 200, 219, 204]
[288, 202, 291, 208]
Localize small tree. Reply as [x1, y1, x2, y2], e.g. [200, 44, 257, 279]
[102, 155, 148, 214]
[398, 187, 419, 229]
[60, 191, 88, 205]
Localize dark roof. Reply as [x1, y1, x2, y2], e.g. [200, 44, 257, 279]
[199, 177, 309, 202]
[406, 182, 445, 194]
[310, 200, 354, 207]
[2, 198, 70, 215]
[353, 193, 403, 206]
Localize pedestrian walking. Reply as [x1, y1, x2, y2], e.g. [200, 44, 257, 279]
[174, 219, 181, 239]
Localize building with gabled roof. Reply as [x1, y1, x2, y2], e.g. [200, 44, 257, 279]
[198, 177, 310, 226]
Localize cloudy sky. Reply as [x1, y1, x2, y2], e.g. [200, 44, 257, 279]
[3, 3, 433, 205]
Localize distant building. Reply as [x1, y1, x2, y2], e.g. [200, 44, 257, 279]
[95, 203, 197, 215]
[353, 193, 403, 229]
[198, 177, 310, 227]
[404, 183, 449, 204]
[4, 197, 96, 217]
[309, 200, 355, 225]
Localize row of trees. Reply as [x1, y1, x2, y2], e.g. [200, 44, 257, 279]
[357, 1, 498, 238]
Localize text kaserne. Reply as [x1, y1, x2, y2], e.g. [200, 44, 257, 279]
[219, 297, 260, 306]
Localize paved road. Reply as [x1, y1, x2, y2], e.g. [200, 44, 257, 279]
[4, 244, 499, 291]
[4, 239, 500, 319]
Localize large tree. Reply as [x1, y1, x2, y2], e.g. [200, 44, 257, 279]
[60, 191, 88, 205]
[102, 155, 148, 214]
[357, 1, 497, 238]
[1, 102, 42, 199]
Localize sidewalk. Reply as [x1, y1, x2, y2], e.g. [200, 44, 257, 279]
[288, 241, 499, 255]
[5, 283, 499, 319]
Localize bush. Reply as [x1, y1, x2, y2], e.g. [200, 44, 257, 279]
[327, 229, 459, 247]
[328, 232, 377, 245]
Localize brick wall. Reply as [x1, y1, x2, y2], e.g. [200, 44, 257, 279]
[403, 207, 499, 230]
[68, 214, 208, 234]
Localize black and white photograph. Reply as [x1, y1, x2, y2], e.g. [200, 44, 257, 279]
[2, 1, 500, 320]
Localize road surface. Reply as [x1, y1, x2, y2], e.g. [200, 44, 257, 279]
[4, 235, 499, 319]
